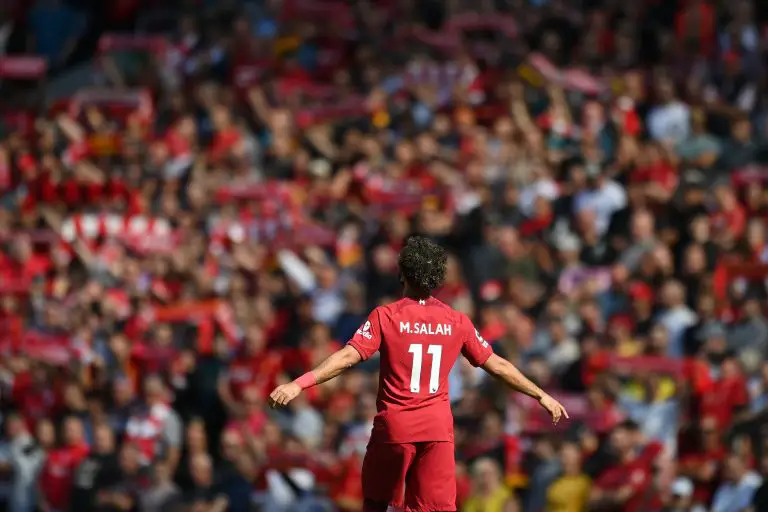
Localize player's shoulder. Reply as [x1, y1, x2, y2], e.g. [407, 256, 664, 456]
[430, 297, 471, 325]
[377, 296, 411, 312]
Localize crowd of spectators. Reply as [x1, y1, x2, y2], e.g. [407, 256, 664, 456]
[1, 0, 768, 511]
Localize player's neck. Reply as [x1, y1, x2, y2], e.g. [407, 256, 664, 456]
[402, 286, 431, 301]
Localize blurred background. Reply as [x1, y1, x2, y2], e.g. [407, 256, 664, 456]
[1, 0, 768, 511]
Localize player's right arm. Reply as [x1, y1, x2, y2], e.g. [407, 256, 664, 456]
[269, 309, 382, 408]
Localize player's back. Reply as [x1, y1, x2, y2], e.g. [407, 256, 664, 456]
[348, 296, 492, 444]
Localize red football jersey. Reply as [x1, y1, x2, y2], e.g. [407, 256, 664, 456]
[39, 443, 90, 509]
[348, 296, 493, 443]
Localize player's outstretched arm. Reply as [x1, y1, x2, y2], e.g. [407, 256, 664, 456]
[268, 345, 362, 408]
[481, 353, 569, 425]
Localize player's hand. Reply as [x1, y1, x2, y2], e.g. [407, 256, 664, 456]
[268, 382, 302, 408]
[539, 394, 569, 425]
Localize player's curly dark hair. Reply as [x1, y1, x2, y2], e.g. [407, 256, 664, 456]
[397, 236, 447, 294]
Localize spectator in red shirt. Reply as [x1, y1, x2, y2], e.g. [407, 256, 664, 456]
[4, 1, 768, 510]
[14, 363, 57, 431]
[680, 416, 727, 505]
[218, 323, 281, 415]
[700, 354, 749, 430]
[631, 143, 678, 204]
[208, 104, 242, 163]
[224, 385, 267, 440]
[710, 182, 747, 241]
[589, 421, 656, 512]
[39, 417, 89, 512]
[0, 235, 50, 288]
[132, 324, 178, 376]
[675, 0, 716, 57]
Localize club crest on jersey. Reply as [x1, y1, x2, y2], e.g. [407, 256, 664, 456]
[475, 329, 489, 348]
[357, 321, 373, 339]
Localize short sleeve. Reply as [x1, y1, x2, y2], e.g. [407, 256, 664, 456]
[347, 309, 382, 361]
[461, 318, 493, 367]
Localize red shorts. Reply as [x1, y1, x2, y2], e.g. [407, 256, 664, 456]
[362, 441, 456, 512]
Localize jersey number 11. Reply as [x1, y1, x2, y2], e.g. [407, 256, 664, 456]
[408, 344, 442, 394]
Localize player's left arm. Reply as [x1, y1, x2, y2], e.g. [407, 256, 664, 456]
[460, 320, 568, 424]
[268, 345, 362, 408]
[481, 353, 569, 424]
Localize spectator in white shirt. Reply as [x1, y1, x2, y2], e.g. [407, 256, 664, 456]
[573, 171, 627, 237]
[711, 453, 762, 512]
[656, 280, 698, 357]
[647, 77, 691, 144]
[519, 165, 560, 218]
[0, 414, 45, 512]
